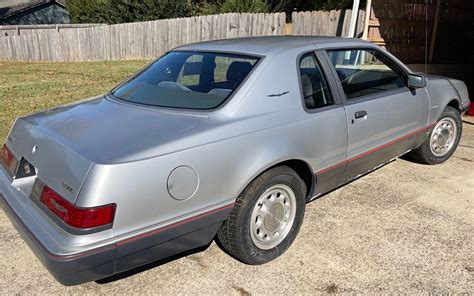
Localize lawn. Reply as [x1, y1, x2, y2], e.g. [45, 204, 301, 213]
[0, 60, 150, 142]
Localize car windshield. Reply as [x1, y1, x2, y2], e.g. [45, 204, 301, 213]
[112, 51, 260, 110]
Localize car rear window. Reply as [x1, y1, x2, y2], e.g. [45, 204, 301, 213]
[112, 51, 259, 110]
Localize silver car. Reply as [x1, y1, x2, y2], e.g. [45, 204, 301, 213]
[0, 36, 470, 285]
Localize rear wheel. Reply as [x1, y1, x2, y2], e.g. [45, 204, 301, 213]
[408, 106, 462, 164]
[216, 166, 306, 265]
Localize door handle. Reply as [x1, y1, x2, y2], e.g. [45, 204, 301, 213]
[354, 110, 367, 119]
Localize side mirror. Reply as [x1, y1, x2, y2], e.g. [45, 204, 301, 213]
[407, 73, 426, 89]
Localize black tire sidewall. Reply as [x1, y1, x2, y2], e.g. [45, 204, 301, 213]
[235, 167, 306, 264]
[423, 107, 462, 164]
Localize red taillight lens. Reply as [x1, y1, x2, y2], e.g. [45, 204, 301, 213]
[0, 144, 18, 175]
[40, 186, 115, 229]
[1, 144, 14, 167]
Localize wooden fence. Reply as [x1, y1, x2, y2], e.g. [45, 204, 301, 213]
[0, 10, 364, 62]
[292, 10, 365, 37]
[0, 24, 105, 37]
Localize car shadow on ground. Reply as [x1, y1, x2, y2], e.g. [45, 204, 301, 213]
[462, 120, 474, 126]
[95, 244, 211, 284]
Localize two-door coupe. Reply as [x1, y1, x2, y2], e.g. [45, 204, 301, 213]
[0, 36, 470, 285]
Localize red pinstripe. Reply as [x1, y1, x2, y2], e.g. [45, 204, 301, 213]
[116, 203, 234, 246]
[315, 123, 436, 176]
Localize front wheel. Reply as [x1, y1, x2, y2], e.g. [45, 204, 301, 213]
[216, 166, 306, 265]
[408, 106, 462, 164]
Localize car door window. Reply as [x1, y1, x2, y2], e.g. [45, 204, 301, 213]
[299, 53, 333, 109]
[327, 49, 405, 100]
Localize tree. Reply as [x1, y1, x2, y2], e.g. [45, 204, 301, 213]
[192, 0, 356, 14]
[65, 0, 192, 24]
[267, 0, 355, 14]
[65, 0, 111, 23]
[65, 0, 357, 24]
[219, 0, 269, 13]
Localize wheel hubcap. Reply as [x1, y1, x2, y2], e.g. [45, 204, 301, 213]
[430, 117, 457, 157]
[250, 185, 297, 250]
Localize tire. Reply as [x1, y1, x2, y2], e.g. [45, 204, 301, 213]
[216, 166, 306, 265]
[408, 106, 462, 165]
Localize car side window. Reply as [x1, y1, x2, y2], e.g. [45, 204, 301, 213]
[299, 53, 333, 109]
[327, 49, 405, 100]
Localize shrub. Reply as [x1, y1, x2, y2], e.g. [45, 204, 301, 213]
[218, 0, 270, 13]
[66, 0, 192, 24]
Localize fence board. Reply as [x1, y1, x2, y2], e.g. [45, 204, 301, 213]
[292, 9, 365, 37]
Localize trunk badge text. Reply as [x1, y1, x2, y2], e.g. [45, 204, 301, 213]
[61, 181, 74, 194]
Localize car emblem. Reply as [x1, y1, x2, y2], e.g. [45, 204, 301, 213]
[32, 145, 38, 154]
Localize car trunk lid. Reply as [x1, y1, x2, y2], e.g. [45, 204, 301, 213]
[7, 119, 92, 204]
[6, 96, 209, 203]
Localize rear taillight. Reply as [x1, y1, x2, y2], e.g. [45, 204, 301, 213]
[1, 144, 13, 166]
[40, 186, 116, 229]
[1, 144, 18, 175]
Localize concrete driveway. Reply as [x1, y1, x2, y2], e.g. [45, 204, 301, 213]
[1, 117, 473, 294]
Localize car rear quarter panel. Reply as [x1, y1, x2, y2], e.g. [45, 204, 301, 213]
[77, 114, 334, 239]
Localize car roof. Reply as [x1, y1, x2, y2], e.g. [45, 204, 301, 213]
[174, 36, 372, 56]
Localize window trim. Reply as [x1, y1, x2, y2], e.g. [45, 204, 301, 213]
[296, 50, 341, 114]
[322, 47, 412, 105]
[108, 50, 263, 112]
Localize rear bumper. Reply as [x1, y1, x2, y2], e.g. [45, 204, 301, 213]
[461, 100, 470, 113]
[0, 171, 233, 285]
[0, 192, 117, 285]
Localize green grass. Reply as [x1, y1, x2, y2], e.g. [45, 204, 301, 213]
[0, 60, 150, 142]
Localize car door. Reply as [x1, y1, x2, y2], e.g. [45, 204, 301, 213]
[297, 52, 348, 196]
[325, 48, 430, 182]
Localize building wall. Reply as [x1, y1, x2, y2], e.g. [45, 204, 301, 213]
[3, 3, 70, 25]
[431, 0, 474, 64]
[366, 0, 473, 98]
[367, 0, 473, 64]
